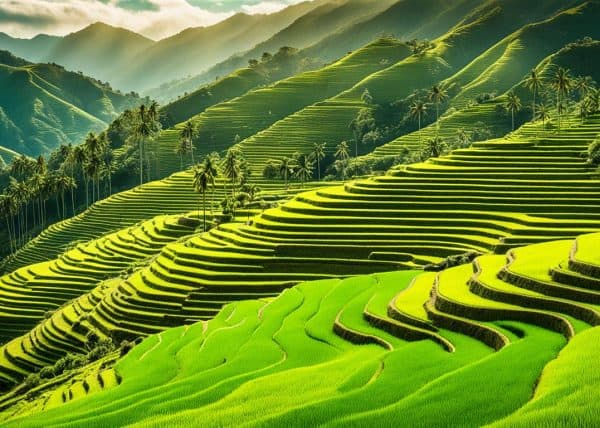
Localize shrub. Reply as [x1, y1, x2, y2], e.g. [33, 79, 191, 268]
[119, 340, 135, 357]
[39, 366, 54, 379]
[587, 139, 600, 166]
[23, 373, 40, 391]
[262, 161, 279, 179]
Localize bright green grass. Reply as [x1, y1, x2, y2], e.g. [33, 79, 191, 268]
[6, 232, 600, 427]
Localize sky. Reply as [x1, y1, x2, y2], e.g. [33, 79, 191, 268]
[0, 0, 306, 40]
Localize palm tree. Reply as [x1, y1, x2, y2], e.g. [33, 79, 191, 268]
[536, 103, 550, 131]
[135, 105, 152, 185]
[523, 69, 543, 121]
[222, 148, 242, 199]
[575, 76, 595, 100]
[294, 154, 314, 187]
[0, 193, 17, 254]
[192, 165, 210, 230]
[54, 172, 74, 219]
[202, 153, 220, 213]
[456, 129, 471, 148]
[277, 157, 295, 190]
[72, 145, 88, 208]
[428, 84, 448, 127]
[423, 137, 445, 158]
[408, 101, 428, 140]
[504, 92, 522, 131]
[311, 143, 326, 180]
[180, 121, 197, 166]
[335, 141, 350, 161]
[551, 67, 573, 130]
[585, 88, 600, 114]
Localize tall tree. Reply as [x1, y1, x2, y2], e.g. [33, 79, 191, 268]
[311, 143, 326, 181]
[135, 105, 152, 185]
[504, 92, 522, 131]
[202, 153, 220, 213]
[192, 164, 211, 231]
[294, 154, 314, 187]
[536, 103, 550, 131]
[222, 148, 242, 199]
[408, 101, 428, 140]
[524, 68, 543, 122]
[277, 157, 295, 190]
[574, 76, 595, 100]
[551, 67, 573, 130]
[180, 121, 197, 166]
[428, 84, 448, 129]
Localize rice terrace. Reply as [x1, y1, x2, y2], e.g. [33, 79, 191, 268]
[1, 0, 600, 426]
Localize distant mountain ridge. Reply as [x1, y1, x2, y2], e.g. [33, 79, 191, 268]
[0, 50, 141, 156]
[0, 1, 326, 93]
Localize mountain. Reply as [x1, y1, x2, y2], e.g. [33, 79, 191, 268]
[43, 22, 154, 89]
[0, 1, 325, 93]
[0, 33, 59, 62]
[189, 0, 397, 85]
[0, 51, 141, 155]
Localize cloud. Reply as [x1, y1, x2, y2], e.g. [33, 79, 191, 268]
[241, 1, 299, 15]
[0, 0, 237, 40]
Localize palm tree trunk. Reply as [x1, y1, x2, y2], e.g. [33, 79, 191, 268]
[317, 159, 320, 181]
[203, 192, 206, 232]
[512, 110, 515, 131]
[139, 139, 144, 185]
[84, 177, 89, 208]
[5, 215, 12, 254]
[532, 89, 536, 121]
[55, 197, 60, 220]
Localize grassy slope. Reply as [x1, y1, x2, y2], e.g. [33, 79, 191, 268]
[119, 1, 325, 93]
[228, 0, 576, 173]
[371, 1, 600, 158]
[302, 0, 481, 62]
[191, 0, 397, 86]
[151, 37, 410, 176]
[7, 230, 600, 425]
[0, 56, 140, 155]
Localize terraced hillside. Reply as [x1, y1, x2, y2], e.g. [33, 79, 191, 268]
[151, 37, 411, 175]
[5, 231, 600, 426]
[2, 170, 336, 273]
[61, 111, 600, 340]
[1, 109, 597, 391]
[0, 214, 199, 385]
[232, 0, 585, 173]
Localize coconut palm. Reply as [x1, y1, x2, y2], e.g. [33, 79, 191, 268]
[54, 172, 75, 219]
[311, 143, 326, 180]
[294, 154, 314, 187]
[550, 67, 573, 130]
[202, 153, 220, 213]
[575, 76, 595, 100]
[180, 120, 197, 166]
[428, 84, 448, 127]
[135, 105, 152, 185]
[222, 148, 242, 198]
[535, 103, 550, 131]
[456, 129, 472, 148]
[408, 100, 428, 139]
[523, 69, 543, 121]
[504, 92, 522, 131]
[277, 157, 295, 190]
[426, 137, 446, 158]
[335, 141, 350, 161]
[585, 88, 600, 114]
[0, 193, 16, 254]
[192, 165, 211, 231]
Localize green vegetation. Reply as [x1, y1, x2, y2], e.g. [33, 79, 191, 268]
[0, 52, 141, 156]
[5, 230, 600, 425]
[0, 1, 599, 425]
